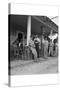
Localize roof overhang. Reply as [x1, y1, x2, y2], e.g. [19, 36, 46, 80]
[9, 15, 58, 35]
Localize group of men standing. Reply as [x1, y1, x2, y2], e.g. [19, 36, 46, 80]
[29, 35, 58, 60]
[13, 32, 58, 60]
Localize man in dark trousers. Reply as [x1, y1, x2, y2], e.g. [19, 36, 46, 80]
[34, 35, 40, 58]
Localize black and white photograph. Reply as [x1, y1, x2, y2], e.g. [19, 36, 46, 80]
[8, 3, 59, 87]
[0, 0, 60, 89]
[9, 14, 58, 75]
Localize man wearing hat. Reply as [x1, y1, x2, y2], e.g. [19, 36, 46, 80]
[34, 35, 40, 58]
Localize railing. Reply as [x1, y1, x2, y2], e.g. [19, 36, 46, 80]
[10, 44, 58, 61]
[10, 45, 33, 61]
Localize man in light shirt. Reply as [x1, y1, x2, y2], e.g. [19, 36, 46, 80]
[43, 37, 49, 59]
[34, 35, 40, 58]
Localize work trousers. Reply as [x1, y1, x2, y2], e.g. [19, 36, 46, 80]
[43, 46, 48, 58]
[35, 43, 40, 58]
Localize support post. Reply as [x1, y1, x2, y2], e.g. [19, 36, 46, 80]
[41, 26, 43, 56]
[27, 16, 31, 46]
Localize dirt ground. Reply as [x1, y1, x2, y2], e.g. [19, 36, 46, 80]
[10, 57, 58, 75]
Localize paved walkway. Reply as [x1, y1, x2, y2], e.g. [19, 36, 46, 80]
[10, 57, 58, 75]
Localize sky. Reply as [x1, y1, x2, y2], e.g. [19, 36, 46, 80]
[49, 16, 58, 26]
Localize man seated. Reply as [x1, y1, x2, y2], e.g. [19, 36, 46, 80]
[29, 36, 37, 60]
[12, 33, 23, 56]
